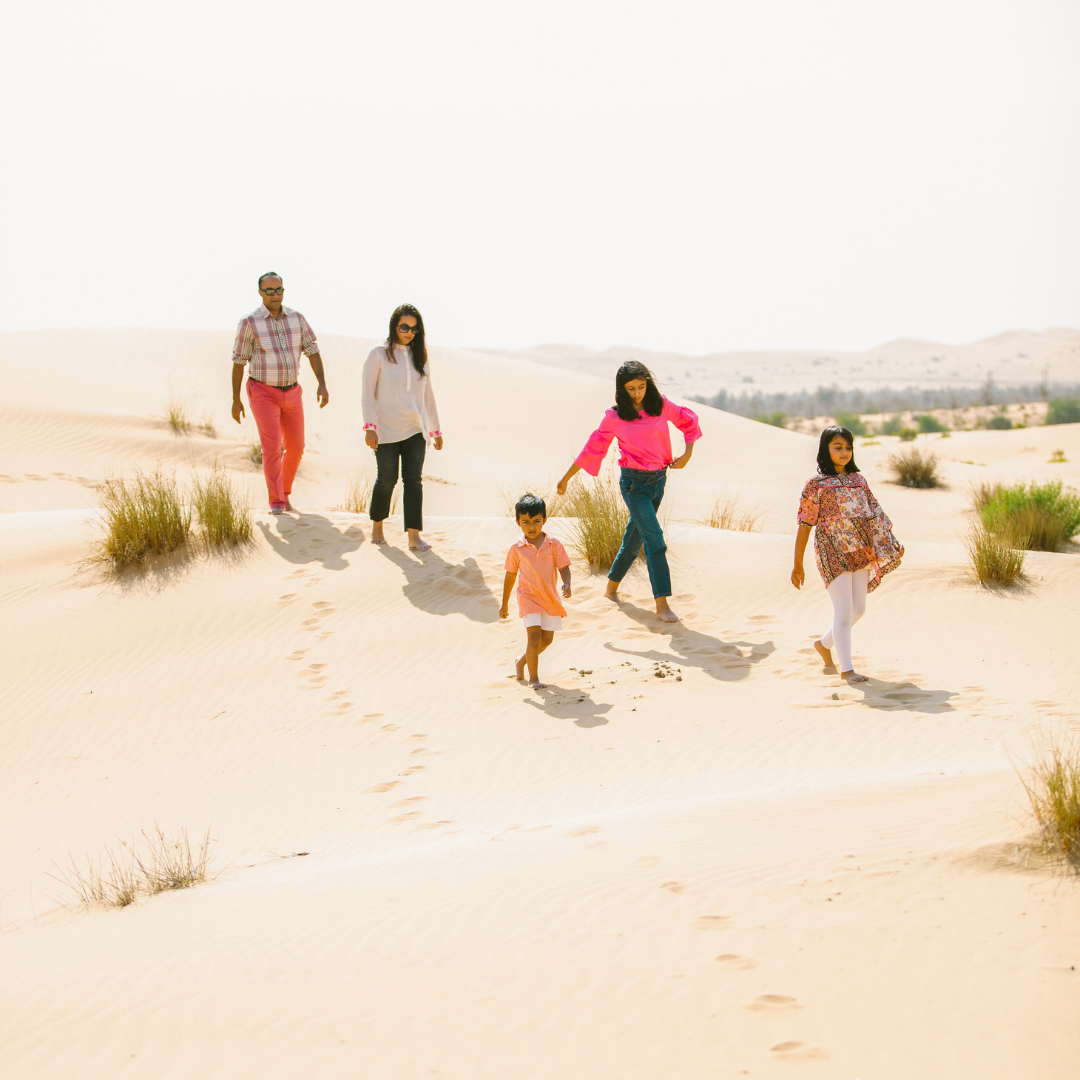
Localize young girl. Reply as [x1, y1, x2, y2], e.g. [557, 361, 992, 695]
[791, 426, 904, 683]
[556, 360, 701, 623]
[362, 304, 443, 551]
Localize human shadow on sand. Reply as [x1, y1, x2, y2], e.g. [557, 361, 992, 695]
[523, 688, 613, 728]
[257, 513, 364, 571]
[602, 599, 775, 683]
[378, 544, 500, 623]
[840, 677, 957, 715]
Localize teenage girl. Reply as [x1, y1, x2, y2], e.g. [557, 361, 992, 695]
[791, 426, 904, 682]
[557, 360, 701, 623]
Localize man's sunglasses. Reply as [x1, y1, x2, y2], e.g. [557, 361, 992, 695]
[261, 287, 285, 296]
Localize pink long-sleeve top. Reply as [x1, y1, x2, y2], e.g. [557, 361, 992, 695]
[574, 397, 703, 475]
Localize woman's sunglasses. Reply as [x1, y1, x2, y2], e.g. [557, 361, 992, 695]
[397, 323, 418, 335]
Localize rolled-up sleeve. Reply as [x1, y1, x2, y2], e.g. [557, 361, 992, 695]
[361, 348, 381, 431]
[231, 318, 254, 366]
[797, 478, 820, 527]
[574, 415, 618, 476]
[299, 314, 320, 357]
[663, 398, 703, 444]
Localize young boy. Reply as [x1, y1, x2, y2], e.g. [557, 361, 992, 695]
[500, 493, 572, 689]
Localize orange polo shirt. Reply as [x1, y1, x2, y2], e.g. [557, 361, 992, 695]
[505, 534, 571, 618]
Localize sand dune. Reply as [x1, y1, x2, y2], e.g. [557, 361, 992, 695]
[1, 328, 1078, 1079]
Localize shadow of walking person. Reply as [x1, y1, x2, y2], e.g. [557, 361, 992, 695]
[604, 599, 775, 683]
[257, 513, 364, 571]
[378, 544, 500, 623]
[842, 677, 958, 715]
[522, 687, 613, 727]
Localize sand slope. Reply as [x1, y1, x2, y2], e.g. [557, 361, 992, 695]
[1, 329, 1079, 1079]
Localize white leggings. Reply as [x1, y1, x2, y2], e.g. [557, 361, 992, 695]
[821, 568, 870, 672]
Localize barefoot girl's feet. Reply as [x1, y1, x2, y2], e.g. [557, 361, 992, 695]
[407, 528, 430, 552]
[371, 522, 387, 546]
[655, 597, 680, 623]
[814, 639, 835, 668]
[841, 670, 869, 683]
[604, 580, 620, 602]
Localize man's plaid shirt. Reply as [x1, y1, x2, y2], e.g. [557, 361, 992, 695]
[231, 305, 320, 385]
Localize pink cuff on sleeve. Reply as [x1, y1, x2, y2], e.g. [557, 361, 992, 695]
[363, 423, 377, 431]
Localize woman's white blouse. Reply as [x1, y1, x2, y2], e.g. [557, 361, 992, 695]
[361, 343, 442, 445]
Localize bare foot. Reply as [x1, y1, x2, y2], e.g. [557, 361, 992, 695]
[814, 640, 835, 668]
[515, 655, 526, 681]
[655, 598, 680, 623]
[604, 580, 620, 602]
[527, 679, 547, 689]
[408, 529, 430, 552]
[841, 670, 869, 683]
[284, 499, 296, 512]
[371, 523, 387, 546]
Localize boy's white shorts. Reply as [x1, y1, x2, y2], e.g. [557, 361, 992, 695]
[522, 612, 563, 632]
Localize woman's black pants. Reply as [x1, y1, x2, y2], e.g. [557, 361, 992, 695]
[369, 431, 426, 530]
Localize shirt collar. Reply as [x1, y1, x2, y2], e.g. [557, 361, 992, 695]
[516, 534, 550, 550]
[256, 304, 295, 319]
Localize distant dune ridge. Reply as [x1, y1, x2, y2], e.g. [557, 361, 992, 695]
[1, 326, 1079, 1080]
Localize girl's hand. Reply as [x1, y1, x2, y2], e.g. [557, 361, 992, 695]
[556, 479, 568, 496]
[669, 452, 691, 469]
[433, 436, 443, 450]
[499, 606, 509, 619]
[791, 565, 805, 590]
[365, 430, 378, 450]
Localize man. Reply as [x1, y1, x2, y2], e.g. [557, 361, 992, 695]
[231, 272, 329, 514]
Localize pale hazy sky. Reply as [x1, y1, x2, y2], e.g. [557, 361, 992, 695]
[2, 0, 1077, 355]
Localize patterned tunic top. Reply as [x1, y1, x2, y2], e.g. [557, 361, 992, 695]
[797, 472, 903, 592]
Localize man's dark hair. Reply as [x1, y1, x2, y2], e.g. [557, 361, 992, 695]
[515, 493, 547, 520]
[816, 425, 861, 476]
[258, 271, 282, 289]
[614, 359, 664, 421]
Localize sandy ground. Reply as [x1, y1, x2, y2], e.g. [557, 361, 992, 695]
[1, 329, 1079, 1079]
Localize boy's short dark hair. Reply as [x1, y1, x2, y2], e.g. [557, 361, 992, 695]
[515, 492, 546, 519]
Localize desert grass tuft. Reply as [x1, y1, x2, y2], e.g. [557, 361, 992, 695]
[96, 467, 192, 568]
[975, 478, 1080, 552]
[699, 489, 763, 532]
[339, 472, 398, 516]
[199, 414, 217, 438]
[51, 845, 141, 909]
[1019, 735, 1080, 869]
[166, 399, 193, 434]
[499, 482, 561, 519]
[192, 465, 253, 548]
[134, 825, 213, 894]
[249, 440, 264, 469]
[561, 471, 630, 571]
[964, 524, 1026, 586]
[886, 445, 944, 488]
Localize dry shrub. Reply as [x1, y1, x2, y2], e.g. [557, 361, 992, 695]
[699, 489, 763, 532]
[166, 399, 193, 434]
[339, 473, 397, 516]
[97, 467, 192, 568]
[965, 525, 1026, 587]
[1020, 735, 1080, 869]
[887, 445, 943, 488]
[249, 440, 264, 469]
[199, 415, 217, 438]
[51, 825, 213, 909]
[976, 478, 1080, 552]
[561, 471, 629, 571]
[192, 465, 253, 548]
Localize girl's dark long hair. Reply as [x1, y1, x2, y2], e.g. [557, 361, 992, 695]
[614, 359, 664, 421]
[387, 304, 428, 378]
[816, 425, 860, 475]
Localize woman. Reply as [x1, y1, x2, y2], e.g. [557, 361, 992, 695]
[557, 360, 701, 623]
[362, 304, 443, 551]
[791, 426, 904, 683]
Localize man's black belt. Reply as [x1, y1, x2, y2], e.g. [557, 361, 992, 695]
[250, 377, 299, 391]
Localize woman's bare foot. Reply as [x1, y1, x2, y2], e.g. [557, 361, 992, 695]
[527, 679, 547, 689]
[814, 640, 835, 668]
[407, 528, 430, 552]
[655, 597, 680, 623]
[371, 522, 387, 546]
[604, 580, 620, 602]
[841, 669, 869, 683]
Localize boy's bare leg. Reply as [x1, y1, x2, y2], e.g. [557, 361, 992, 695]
[371, 520, 387, 546]
[515, 630, 554, 682]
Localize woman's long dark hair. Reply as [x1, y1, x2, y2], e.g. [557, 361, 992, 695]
[614, 359, 664, 421]
[387, 304, 427, 378]
[816, 425, 860, 475]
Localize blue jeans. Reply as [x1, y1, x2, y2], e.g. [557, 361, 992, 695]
[608, 467, 672, 598]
